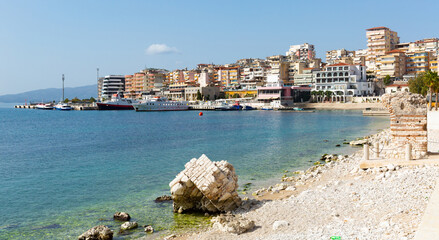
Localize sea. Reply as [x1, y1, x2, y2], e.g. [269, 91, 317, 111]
[0, 104, 389, 239]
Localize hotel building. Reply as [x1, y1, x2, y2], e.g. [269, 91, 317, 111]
[313, 63, 374, 101]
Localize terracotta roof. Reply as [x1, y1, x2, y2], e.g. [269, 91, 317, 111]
[366, 26, 389, 31]
[327, 63, 350, 67]
[386, 84, 409, 87]
[386, 49, 405, 54]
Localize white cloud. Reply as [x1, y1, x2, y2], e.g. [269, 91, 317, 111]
[146, 44, 179, 55]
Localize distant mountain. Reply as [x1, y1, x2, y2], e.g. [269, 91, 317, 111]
[0, 85, 97, 103]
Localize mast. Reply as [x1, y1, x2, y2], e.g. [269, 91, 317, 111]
[62, 74, 65, 101]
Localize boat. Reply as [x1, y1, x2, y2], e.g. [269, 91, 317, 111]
[97, 93, 137, 110]
[293, 107, 304, 111]
[35, 103, 54, 110]
[261, 107, 274, 110]
[242, 105, 255, 110]
[132, 96, 188, 111]
[215, 101, 243, 111]
[54, 102, 73, 111]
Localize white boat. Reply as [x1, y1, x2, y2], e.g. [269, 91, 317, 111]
[54, 103, 73, 111]
[35, 103, 54, 110]
[133, 96, 188, 111]
[97, 93, 138, 110]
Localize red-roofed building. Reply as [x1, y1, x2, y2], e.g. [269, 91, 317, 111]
[385, 83, 409, 94]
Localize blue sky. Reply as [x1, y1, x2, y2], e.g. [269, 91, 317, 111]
[1, 0, 438, 95]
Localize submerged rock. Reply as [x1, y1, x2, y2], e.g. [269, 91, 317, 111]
[120, 221, 138, 231]
[144, 225, 154, 233]
[78, 225, 113, 240]
[154, 195, 172, 202]
[113, 212, 130, 221]
[211, 213, 255, 234]
[169, 154, 241, 213]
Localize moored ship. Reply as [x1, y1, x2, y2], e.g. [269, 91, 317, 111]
[133, 96, 188, 111]
[97, 93, 137, 110]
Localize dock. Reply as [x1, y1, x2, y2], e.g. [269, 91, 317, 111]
[14, 104, 98, 110]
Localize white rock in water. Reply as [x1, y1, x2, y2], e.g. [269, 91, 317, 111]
[272, 220, 289, 230]
[120, 221, 138, 231]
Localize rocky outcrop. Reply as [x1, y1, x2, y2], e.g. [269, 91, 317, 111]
[169, 154, 241, 213]
[113, 212, 130, 221]
[120, 221, 137, 231]
[211, 213, 255, 234]
[381, 92, 428, 160]
[78, 225, 113, 240]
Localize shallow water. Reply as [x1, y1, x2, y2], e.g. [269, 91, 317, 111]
[0, 108, 389, 239]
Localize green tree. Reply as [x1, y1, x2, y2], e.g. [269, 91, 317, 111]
[89, 97, 96, 103]
[196, 90, 202, 101]
[383, 75, 392, 86]
[408, 73, 428, 96]
[63, 98, 69, 103]
[71, 97, 81, 103]
[232, 93, 240, 98]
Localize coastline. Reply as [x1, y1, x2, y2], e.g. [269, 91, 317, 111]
[292, 102, 383, 110]
[167, 128, 439, 240]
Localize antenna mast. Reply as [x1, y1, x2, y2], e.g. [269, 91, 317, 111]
[62, 74, 65, 101]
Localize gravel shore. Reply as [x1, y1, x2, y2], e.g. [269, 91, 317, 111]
[180, 130, 439, 240]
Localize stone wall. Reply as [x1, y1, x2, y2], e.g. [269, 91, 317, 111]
[169, 154, 241, 213]
[381, 92, 428, 160]
[428, 111, 439, 152]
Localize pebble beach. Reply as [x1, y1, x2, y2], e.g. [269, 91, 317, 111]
[175, 129, 439, 240]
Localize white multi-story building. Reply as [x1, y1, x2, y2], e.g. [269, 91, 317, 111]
[100, 75, 125, 100]
[313, 63, 374, 101]
[286, 43, 316, 61]
[240, 67, 266, 89]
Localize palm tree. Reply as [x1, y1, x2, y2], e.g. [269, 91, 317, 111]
[324, 91, 333, 102]
[423, 70, 439, 110]
[318, 90, 324, 102]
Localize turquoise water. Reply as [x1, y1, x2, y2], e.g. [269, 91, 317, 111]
[0, 107, 389, 239]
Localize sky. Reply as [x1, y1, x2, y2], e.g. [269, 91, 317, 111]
[1, 0, 439, 95]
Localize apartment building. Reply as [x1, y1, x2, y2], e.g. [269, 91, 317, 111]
[240, 66, 267, 89]
[100, 75, 125, 100]
[354, 49, 367, 66]
[217, 66, 240, 89]
[366, 27, 400, 73]
[409, 38, 439, 54]
[313, 63, 374, 100]
[293, 68, 318, 86]
[285, 43, 316, 61]
[376, 50, 406, 79]
[406, 51, 433, 76]
[326, 49, 355, 65]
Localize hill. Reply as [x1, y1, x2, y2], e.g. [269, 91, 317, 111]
[0, 85, 97, 103]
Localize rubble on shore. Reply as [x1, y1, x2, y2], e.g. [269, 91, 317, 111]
[181, 129, 439, 240]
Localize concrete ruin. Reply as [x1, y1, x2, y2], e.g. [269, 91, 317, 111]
[381, 92, 428, 160]
[169, 154, 242, 213]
